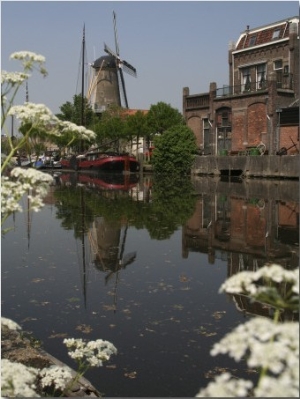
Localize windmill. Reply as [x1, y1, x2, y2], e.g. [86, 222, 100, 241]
[88, 11, 137, 112]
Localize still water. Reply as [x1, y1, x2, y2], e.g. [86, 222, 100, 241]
[2, 171, 299, 397]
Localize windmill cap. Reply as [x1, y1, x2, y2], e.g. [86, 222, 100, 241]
[92, 55, 117, 69]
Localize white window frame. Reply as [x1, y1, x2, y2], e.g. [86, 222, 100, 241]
[256, 64, 267, 89]
[242, 67, 251, 91]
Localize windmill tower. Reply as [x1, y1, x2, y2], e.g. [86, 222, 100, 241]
[88, 11, 137, 113]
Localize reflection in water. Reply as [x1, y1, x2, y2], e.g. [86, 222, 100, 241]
[183, 176, 299, 321]
[53, 171, 299, 319]
[2, 172, 299, 396]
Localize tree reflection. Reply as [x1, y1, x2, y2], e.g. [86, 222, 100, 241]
[53, 173, 197, 240]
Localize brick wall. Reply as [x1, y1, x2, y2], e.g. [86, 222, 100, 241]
[279, 126, 299, 154]
[247, 103, 268, 145]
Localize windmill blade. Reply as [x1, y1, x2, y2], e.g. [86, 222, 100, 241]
[104, 42, 118, 59]
[121, 252, 137, 268]
[122, 60, 137, 77]
[119, 68, 129, 109]
[113, 10, 120, 56]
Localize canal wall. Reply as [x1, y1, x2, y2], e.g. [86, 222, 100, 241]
[191, 175, 299, 203]
[192, 155, 299, 179]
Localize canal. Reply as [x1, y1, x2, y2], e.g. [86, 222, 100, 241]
[1, 171, 299, 397]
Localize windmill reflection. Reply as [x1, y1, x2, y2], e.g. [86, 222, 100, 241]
[55, 171, 140, 311]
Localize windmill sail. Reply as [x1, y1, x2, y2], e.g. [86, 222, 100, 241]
[89, 11, 136, 112]
[103, 11, 137, 109]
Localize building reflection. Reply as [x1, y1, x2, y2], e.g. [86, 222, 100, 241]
[182, 178, 299, 320]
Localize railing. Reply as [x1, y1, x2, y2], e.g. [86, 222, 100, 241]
[216, 74, 293, 98]
[186, 94, 210, 109]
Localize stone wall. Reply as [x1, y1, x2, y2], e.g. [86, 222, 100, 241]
[192, 154, 299, 179]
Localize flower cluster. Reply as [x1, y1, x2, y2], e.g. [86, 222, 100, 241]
[10, 51, 47, 77]
[39, 365, 73, 391]
[58, 120, 96, 142]
[64, 338, 117, 368]
[211, 317, 299, 373]
[8, 102, 60, 128]
[1, 317, 117, 396]
[1, 317, 21, 331]
[1, 168, 53, 219]
[1, 359, 39, 397]
[1, 71, 30, 86]
[196, 264, 299, 397]
[196, 372, 253, 397]
[219, 264, 299, 296]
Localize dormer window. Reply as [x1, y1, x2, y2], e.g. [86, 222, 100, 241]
[272, 29, 281, 39]
[249, 35, 256, 46]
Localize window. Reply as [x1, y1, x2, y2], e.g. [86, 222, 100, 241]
[257, 64, 267, 89]
[242, 68, 251, 91]
[272, 29, 281, 40]
[249, 35, 256, 46]
[274, 60, 283, 70]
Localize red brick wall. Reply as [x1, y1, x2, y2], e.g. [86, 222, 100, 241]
[279, 127, 299, 154]
[232, 112, 246, 150]
[187, 115, 202, 147]
[247, 103, 267, 145]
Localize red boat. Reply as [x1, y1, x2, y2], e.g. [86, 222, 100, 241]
[61, 150, 140, 173]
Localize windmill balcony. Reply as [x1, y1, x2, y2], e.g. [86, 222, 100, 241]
[216, 73, 294, 98]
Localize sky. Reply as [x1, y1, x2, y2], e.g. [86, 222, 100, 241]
[1, 0, 299, 122]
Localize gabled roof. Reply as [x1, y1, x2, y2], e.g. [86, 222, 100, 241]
[235, 16, 299, 51]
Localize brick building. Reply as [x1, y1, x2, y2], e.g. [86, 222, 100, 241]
[183, 16, 299, 156]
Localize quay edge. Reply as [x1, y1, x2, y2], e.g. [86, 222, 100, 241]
[192, 155, 299, 179]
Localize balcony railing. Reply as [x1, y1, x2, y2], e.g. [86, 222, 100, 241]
[216, 73, 293, 98]
[186, 94, 210, 109]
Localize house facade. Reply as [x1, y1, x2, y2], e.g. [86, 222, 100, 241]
[183, 16, 299, 156]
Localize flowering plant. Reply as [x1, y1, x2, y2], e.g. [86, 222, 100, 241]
[196, 263, 299, 397]
[1, 51, 96, 227]
[1, 318, 117, 397]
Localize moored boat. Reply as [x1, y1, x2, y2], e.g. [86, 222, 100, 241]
[61, 150, 139, 173]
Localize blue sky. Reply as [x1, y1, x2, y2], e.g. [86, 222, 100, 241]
[1, 0, 298, 118]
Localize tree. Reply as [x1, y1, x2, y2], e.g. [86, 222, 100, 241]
[124, 110, 150, 152]
[151, 125, 197, 175]
[146, 102, 185, 136]
[56, 94, 97, 128]
[93, 105, 126, 151]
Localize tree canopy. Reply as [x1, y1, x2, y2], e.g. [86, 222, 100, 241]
[151, 125, 197, 175]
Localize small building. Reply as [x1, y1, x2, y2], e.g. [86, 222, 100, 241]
[183, 16, 299, 156]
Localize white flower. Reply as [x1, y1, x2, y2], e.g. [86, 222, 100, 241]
[8, 102, 59, 128]
[1, 70, 30, 85]
[1, 168, 53, 217]
[63, 338, 117, 368]
[59, 120, 96, 141]
[196, 372, 253, 397]
[1, 359, 39, 397]
[254, 371, 299, 397]
[1, 317, 21, 331]
[9, 51, 47, 76]
[10, 51, 46, 64]
[211, 318, 298, 365]
[220, 264, 299, 297]
[40, 365, 73, 391]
